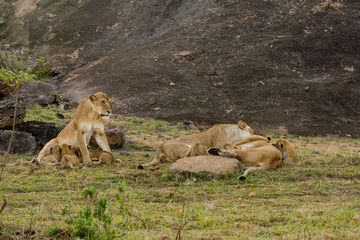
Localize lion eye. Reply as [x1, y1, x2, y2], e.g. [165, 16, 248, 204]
[102, 100, 105, 104]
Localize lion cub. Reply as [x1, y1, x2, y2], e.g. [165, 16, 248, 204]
[69, 146, 119, 165]
[60, 144, 82, 169]
[40, 146, 61, 165]
[89, 149, 120, 165]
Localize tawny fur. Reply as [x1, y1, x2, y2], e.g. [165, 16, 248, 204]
[40, 146, 61, 165]
[138, 121, 254, 169]
[59, 144, 82, 169]
[36, 92, 114, 164]
[208, 136, 296, 180]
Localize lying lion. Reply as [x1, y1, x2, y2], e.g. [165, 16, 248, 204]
[36, 92, 114, 164]
[138, 121, 254, 169]
[208, 136, 296, 180]
[68, 145, 119, 165]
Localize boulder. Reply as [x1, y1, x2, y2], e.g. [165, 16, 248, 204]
[90, 126, 125, 149]
[7, 80, 57, 107]
[0, 130, 36, 154]
[10, 121, 65, 149]
[0, 101, 26, 128]
[169, 155, 240, 174]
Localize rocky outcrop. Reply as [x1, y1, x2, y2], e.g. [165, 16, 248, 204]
[90, 126, 125, 149]
[11, 120, 65, 149]
[6, 80, 57, 107]
[1, 0, 359, 137]
[0, 101, 26, 128]
[0, 130, 36, 154]
[169, 155, 240, 174]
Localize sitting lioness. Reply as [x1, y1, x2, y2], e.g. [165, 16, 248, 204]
[208, 136, 296, 180]
[138, 121, 254, 169]
[36, 92, 114, 164]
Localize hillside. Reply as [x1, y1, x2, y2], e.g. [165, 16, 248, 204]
[1, 0, 359, 137]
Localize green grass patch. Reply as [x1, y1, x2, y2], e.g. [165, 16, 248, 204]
[1, 105, 360, 239]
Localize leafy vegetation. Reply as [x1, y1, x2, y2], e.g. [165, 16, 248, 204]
[0, 106, 360, 239]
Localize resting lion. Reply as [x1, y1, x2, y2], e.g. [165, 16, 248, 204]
[36, 92, 114, 164]
[60, 144, 82, 169]
[67, 146, 119, 165]
[208, 136, 296, 180]
[89, 149, 120, 164]
[138, 121, 254, 169]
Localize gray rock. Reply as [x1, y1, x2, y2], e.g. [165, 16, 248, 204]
[0, 101, 26, 128]
[10, 121, 65, 149]
[170, 155, 240, 174]
[90, 126, 125, 149]
[0, 130, 36, 154]
[8, 80, 57, 107]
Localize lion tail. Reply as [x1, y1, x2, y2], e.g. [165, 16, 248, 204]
[138, 149, 163, 169]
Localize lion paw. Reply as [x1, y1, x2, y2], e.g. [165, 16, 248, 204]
[208, 147, 220, 155]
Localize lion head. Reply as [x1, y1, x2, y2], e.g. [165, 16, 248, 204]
[272, 137, 296, 163]
[89, 92, 114, 120]
[238, 121, 255, 135]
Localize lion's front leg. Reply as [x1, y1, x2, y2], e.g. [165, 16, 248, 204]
[208, 147, 238, 158]
[77, 130, 91, 164]
[93, 129, 111, 152]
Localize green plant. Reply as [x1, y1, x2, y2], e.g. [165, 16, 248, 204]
[61, 185, 130, 239]
[49, 92, 62, 101]
[0, 69, 34, 90]
[32, 57, 49, 78]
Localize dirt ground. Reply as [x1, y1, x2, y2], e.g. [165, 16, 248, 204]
[0, 0, 359, 137]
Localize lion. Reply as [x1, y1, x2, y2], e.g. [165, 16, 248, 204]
[89, 149, 120, 165]
[208, 136, 296, 180]
[271, 137, 296, 163]
[138, 121, 254, 169]
[68, 145, 119, 165]
[40, 146, 61, 165]
[59, 144, 82, 169]
[36, 92, 114, 164]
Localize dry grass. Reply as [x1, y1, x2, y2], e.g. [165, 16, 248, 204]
[1, 105, 360, 239]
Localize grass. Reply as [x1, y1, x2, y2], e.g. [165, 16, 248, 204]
[1, 105, 360, 239]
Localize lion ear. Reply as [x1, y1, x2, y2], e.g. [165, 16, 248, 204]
[238, 121, 247, 129]
[89, 94, 98, 102]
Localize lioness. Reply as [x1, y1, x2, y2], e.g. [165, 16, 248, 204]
[138, 121, 254, 169]
[208, 136, 296, 180]
[36, 92, 114, 164]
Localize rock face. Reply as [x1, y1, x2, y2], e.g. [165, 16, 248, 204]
[1, 0, 359, 137]
[169, 155, 240, 174]
[8, 80, 57, 107]
[11, 121, 65, 149]
[90, 126, 125, 149]
[0, 130, 36, 154]
[0, 101, 26, 128]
